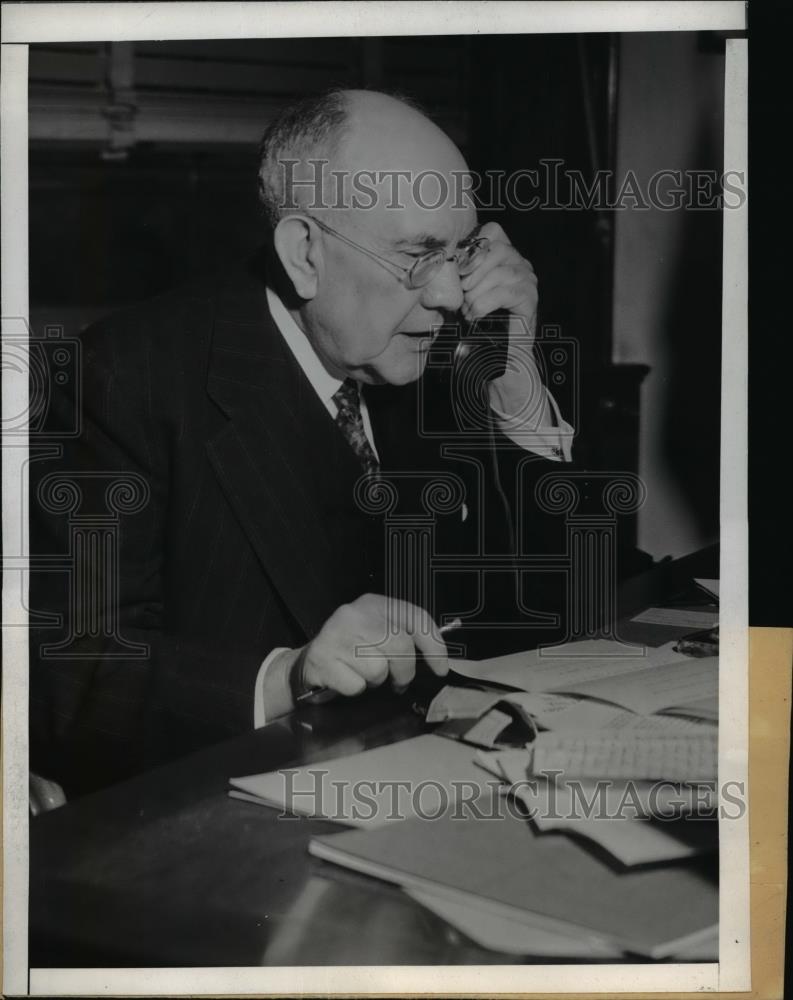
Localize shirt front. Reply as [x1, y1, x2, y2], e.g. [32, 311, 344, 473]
[265, 286, 379, 458]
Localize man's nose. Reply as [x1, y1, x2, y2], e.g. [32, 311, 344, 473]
[419, 262, 464, 313]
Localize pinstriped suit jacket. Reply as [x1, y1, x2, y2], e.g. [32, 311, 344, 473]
[29, 252, 561, 795]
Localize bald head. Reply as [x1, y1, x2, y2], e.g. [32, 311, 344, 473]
[340, 90, 468, 176]
[257, 88, 471, 225]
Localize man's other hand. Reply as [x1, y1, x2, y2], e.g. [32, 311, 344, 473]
[298, 594, 449, 697]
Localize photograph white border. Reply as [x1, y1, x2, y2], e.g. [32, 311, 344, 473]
[2, 39, 32, 1000]
[2, 2, 749, 995]
[3, 0, 747, 43]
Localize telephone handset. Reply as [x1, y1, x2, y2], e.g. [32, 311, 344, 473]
[450, 312, 509, 382]
[422, 311, 510, 435]
[429, 311, 510, 381]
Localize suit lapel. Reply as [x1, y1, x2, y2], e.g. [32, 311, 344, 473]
[205, 260, 369, 638]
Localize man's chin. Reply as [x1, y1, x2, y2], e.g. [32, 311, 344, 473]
[380, 349, 430, 386]
[355, 340, 433, 386]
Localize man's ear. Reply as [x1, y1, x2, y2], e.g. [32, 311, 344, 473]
[273, 216, 322, 300]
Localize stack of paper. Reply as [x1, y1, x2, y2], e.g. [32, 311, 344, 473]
[229, 734, 500, 826]
[404, 886, 624, 957]
[474, 747, 715, 867]
[695, 578, 720, 601]
[309, 808, 718, 959]
[403, 888, 717, 959]
[450, 639, 718, 719]
[500, 690, 715, 735]
[230, 727, 717, 959]
[630, 607, 718, 629]
[419, 655, 718, 869]
[475, 747, 718, 815]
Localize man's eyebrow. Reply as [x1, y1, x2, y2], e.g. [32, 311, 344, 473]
[391, 225, 481, 252]
[390, 233, 447, 251]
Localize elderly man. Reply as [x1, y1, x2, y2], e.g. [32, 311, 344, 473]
[30, 89, 572, 794]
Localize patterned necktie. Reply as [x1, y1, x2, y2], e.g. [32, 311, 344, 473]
[332, 378, 380, 476]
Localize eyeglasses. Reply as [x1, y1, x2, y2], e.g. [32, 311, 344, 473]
[298, 214, 489, 290]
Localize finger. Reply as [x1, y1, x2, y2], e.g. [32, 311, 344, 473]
[372, 628, 417, 689]
[465, 287, 521, 321]
[349, 645, 391, 687]
[387, 644, 416, 689]
[459, 240, 515, 292]
[311, 655, 368, 697]
[464, 290, 537, 324]
[390, 598, 449, 676]
[463, 263, 534, 305]
[477, 221, 513, 246]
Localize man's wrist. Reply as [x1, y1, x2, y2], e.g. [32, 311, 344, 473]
[286, 646, 311, 702]
[488, 371, 552, 428]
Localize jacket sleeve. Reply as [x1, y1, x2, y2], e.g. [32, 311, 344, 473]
[29, 317, 169, 793]
[28, 316, 260, 795]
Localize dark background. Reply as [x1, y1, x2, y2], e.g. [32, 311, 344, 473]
[747, 3, 793, 629]
[747, 7, 793, 993]
[28, 32, 727, 563]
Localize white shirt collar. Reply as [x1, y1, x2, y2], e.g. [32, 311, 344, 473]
[265, 285, 379, 458]
[265, 285, 343, 415]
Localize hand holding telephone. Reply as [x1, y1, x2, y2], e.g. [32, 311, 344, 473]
[443, 220, 539, 380]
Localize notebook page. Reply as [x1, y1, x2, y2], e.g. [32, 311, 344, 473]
[451, 640, 690, 696]
[559, 657, 717, 715]
[493, 752, 718, 816]
[503, 693, 714, 733]
[529, 732, 718, 781]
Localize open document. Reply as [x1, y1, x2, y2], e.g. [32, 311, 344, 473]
[450, 639, 717, 717]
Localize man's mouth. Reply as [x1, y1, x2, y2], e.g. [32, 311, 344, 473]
[401, 330, 439, 342]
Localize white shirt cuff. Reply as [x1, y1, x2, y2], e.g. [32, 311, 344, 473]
[254, 647, 291, 728]
[489, 382, 574, 461]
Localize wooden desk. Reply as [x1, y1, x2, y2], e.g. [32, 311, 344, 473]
[29, 547, 719, 968]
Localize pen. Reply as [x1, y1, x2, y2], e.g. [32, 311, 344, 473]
[296, 617, 463, 702]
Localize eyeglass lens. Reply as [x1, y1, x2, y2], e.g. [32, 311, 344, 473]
[408, 240, 488, 288]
